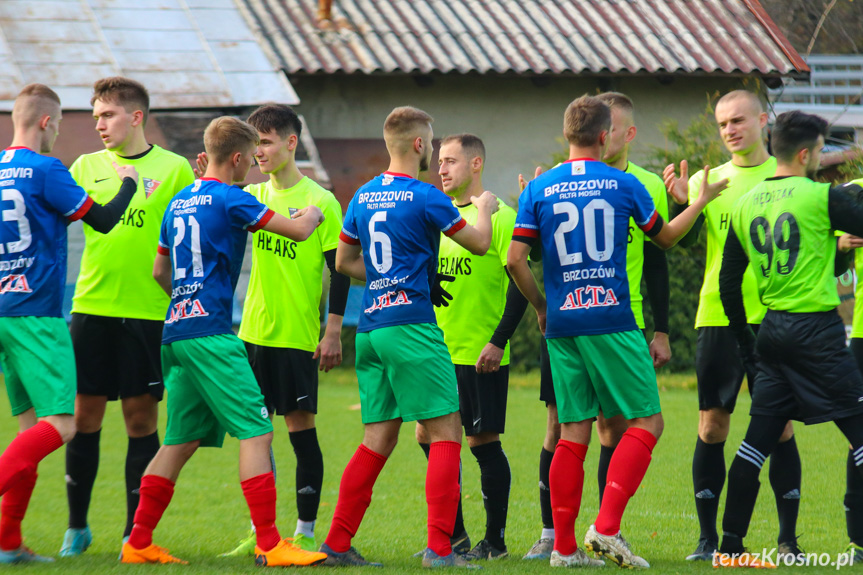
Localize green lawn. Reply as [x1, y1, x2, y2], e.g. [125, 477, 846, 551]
[0, 370, 855, 573]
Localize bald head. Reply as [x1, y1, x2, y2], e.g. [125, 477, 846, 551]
[717, 90, 764, 116]
[12, 84, 61, 129]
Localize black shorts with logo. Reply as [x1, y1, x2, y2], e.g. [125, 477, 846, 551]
[539, 337, 556, 404]
[245, 342, 318, 415]
[751, 309, 863, 424]
[456, 364, 508, 435]
[71, 313, 164, 400]
[695, 325, 761, 413]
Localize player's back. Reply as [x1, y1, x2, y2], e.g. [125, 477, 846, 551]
[158, 178, 271, 344]
[516, 159, 657, 338]
[731, 176, 837, 313]
[342, 172, 464, 332]
[0, 147, 92, 318]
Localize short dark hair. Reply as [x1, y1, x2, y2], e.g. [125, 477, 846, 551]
[771, 111, 828, 163]
[247, 104, 303, 139]
[563, 95, 611, 147]
[91, 77, 150, 125]
[440, 133, 485, 163]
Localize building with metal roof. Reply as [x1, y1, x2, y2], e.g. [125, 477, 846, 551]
[236, 0, 808, 203]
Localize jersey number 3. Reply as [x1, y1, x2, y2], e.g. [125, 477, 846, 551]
[553, 199, 615, 266]
[0, 188, 32, 255]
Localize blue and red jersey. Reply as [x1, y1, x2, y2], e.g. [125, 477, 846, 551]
[158, 178, 273, 344]
[514, 159, 661, 338]
[341, 172, 465, 333]
[0, 147, 93, 318]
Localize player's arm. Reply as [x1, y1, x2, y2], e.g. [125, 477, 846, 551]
[718, 223, 750, 338]
[836, 234, 861, 276]
[261, 206, 324, 242]
[315, 249, 350, 372]
[476, 267, 530, 373]
[663, 160, 705, 248]
[506, 239, 546, 334]
[335, 239, 366, 282]
[643, 242, 671, 368]
[77, 163, 139, 233]
[447, 191, 499, 255]
[649, 166, 728, 249]
[153, 252, 172, 296]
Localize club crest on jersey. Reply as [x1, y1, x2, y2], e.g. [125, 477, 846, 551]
[571, 161, 586, 175]
[364, 290, 412, 314]
[143, 178, 162, 199]
[0, 149, 15, 164]
[0, 274, 32, 294]
[560, 285, 618, 310]
[165, 298, 209, 324]
[382, 174, 395, 185]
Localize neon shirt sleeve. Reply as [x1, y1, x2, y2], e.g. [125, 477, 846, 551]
[513, 183, 539, 241]
[493, 203, 516, 267]
[319, 193, 343, 251]
[340, 197, 360, 244]
[225, 185, 273, 232]
[45, 159, 94, 221]
[425, 187, 465, 236]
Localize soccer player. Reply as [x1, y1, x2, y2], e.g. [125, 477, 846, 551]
[716, 111, 863, 567]
[61, 77, 195, 556]
[415, 133, 527, 560]
[209, 104, 349, 556]
[322, 106, 499, 568]
[523, 91, 671, 561]
[0, 83, 138, 563]
[120, 116, 327, 567]
[664, 89, 802, 561]
[508, 94, 725, 568]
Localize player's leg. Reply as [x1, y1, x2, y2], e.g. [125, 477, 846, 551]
[770, 421, 801, 554]
[0, 317, 77, 563]
[462, 363, 510, 560]
[846, 338, 863, 560]
[63, 314, 113, 555]
[524, 337, 558, 560]
[120, 394, 159, 540]
[689, 326, 740, 560]
[595, 412, 626, 505]
[285, 409, 322, 551]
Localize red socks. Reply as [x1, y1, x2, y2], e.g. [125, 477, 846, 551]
[241, 472, 281, 552]
[426, 441, 461, 557]
[128, 475, 175, 549]
[595, 427, 657, 536]
[324, 444, 387, 553]
[550, 439, 588, 555]
[0, 470, 37, 551]
[0, 421, 62, 496]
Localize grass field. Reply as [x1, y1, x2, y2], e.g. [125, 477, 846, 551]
[0, 370, 856, 573]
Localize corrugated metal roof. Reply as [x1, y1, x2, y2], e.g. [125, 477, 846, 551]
[239, 0, 808, 77]
[0, 0, 298, 111]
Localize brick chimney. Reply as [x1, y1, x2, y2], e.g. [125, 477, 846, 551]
[317, 0, 332, 22]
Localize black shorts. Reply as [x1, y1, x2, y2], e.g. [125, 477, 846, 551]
[456, 364, 508, 435]
[245, 342, 318, 415]
[695, 325, 759, 413]
[751, 310, 863, 425]
[539, 337, 556, 405]
[70, 313, 164, 401]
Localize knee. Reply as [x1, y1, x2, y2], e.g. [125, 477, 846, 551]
[124, 404, 158, 437]
[699, 411, 730, 443]
[415, 423, 430, 445]
[596, 415, 627, 447]
[779, 421, 794, 442]
[44, 415, 77, 443]
[285, 410, 315, 433]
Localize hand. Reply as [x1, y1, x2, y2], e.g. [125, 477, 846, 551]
[536, 308, 547, 336]
[737, 327, 760, 387]
[663, 160, 689, 205]
[839, 233, 863, 252]
[293, 205, 325, 225]
[695, 166, 729, 206]
[471, 190, 499, 214]
[475, 343, 504, 374]
[113, 161, 139, 184]
[194, 152, 208, 178]
[430, 273, 454, 307]
[314, 332, 342, 372]
[519, 166, 543, 192]
[649, 331, 672, 369]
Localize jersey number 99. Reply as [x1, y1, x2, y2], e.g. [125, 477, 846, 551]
[749, 212, 800, 277]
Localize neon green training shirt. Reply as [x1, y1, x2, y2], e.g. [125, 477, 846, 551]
[849, 178, 863, 338]
[71, 146, 195, 320]
[625, 162, 668, 329]
[238, 177, 343, 351]
[435, 198, 516, 366]
[731, 176, 837, 312]
[688, 157, 775, 327]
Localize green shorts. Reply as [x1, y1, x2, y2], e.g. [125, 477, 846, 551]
[355, 323, 459, 424]
[161, 334, 272, 448]
[547, 330, 661, 423]
[0, 316, 76, 417]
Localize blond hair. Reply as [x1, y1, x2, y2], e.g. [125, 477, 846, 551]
[12, 83, 61, 127]
[383, 106, 433, 155]
[203, 117, 259, 164]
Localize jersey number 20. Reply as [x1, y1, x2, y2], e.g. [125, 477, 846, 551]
[553, 199, 614, 265]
